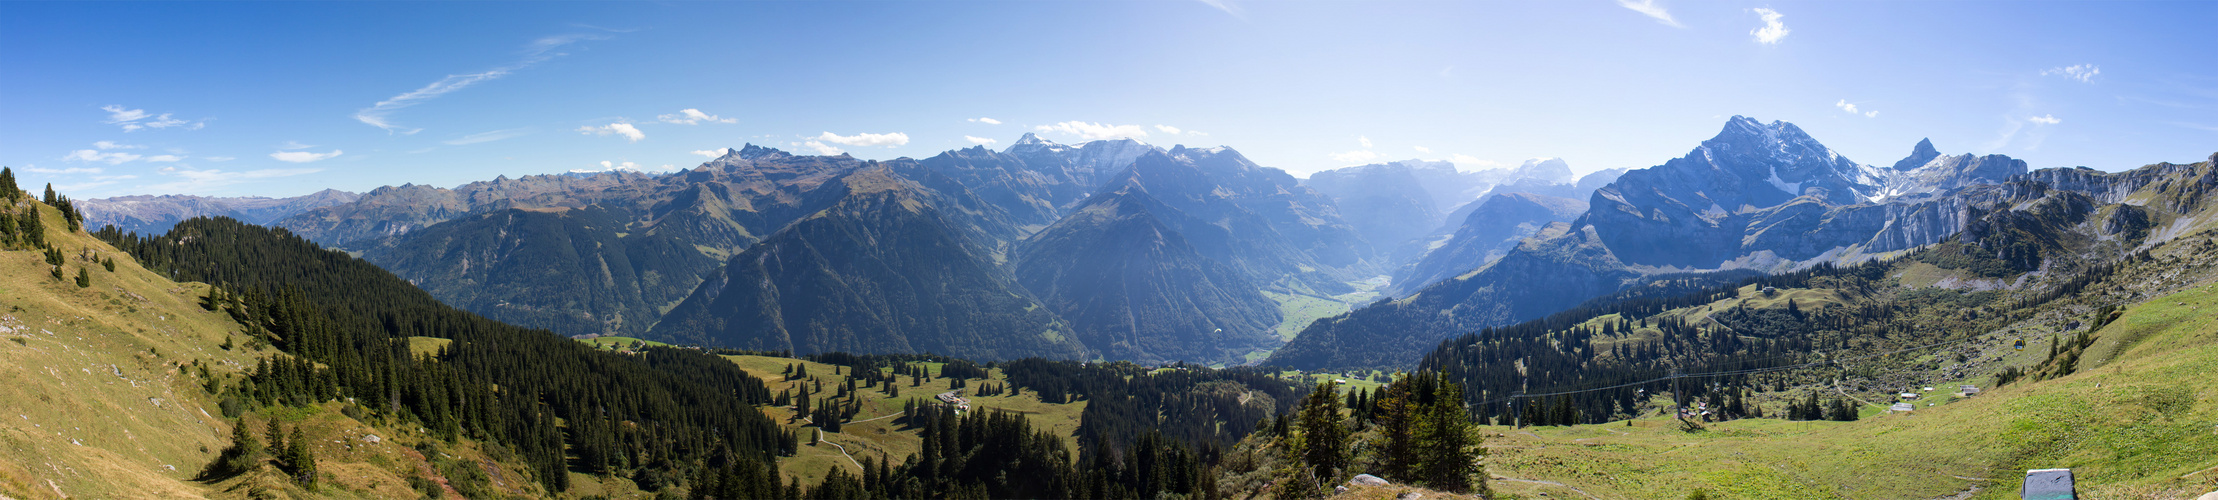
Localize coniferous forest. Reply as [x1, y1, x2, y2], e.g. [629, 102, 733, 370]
[98, 218, 790, 492]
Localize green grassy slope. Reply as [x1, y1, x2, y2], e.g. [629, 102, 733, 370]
[717, 354, 1092, 488]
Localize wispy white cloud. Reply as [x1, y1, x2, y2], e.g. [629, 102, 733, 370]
[444, 128, 532, 145]
[2029, 114, 2062, 125]
[578, 123, 646, 142]
[144, 155, 184, 163]
[1413, 146, 1432, 153]
[102, 105, 149, 124]
[276, 141, 316, 150]
[1154, 125, 1183, 135]
[1834, 99, 1879, 118]
[144, 167, 321, 193]
[94, 141, 142, 150]
[1358, 136, 1374, 148]
[797, 141, 844, 155]
[205, 156, 235, 162]
[1330, 150, 1381, 163]
[27, 166, 104, 175]
[814, 131, 910, 147]
[964, 135, 998, 146]
[270, 149, 344, 163]
[1194, 0, 1243, 18]
[658, 108, 737, 125]
[1036, 121, 1149, 141]
[2042, 64, 2100, 83]
[354, 33, 609, 134]
[101, 105, 205, 132]
[1616, 0, 1683, 27]
[1750, 8, 1789, 45]
[1450, 154, 1504, 169]
[968, 117, 1002, 125]
[691, 148, 733, 159]
[65, 149, 142, 165]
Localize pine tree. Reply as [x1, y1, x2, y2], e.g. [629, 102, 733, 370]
[1372, 377, 1417, 481]
[0, 166, 17, 200]
[1297, 381, 1348, 487]
[75, 267, 90, 288]
[1415, 378, 1483, 494]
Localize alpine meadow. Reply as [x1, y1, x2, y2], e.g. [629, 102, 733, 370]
[5, 1, 2218, 499]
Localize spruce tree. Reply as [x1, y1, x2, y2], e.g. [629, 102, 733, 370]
[1373, 377, 1417, 481]
[1415, 378, 1484, 494]
[1297, 381, 1348, 487]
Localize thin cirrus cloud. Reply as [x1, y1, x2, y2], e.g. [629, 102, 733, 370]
[101, 105, 204, 132]
[1194, 0, 1242, 18]
[145, 167, 322, 193]
[1835, 99, 1879, 118]
[2030, 114, 2062, 125]
[1616, 0, 1683, 27]
[1330, 150, 1381, 163]
[657, 109, 737, 125]
[444, 128, 532, 145]
[2042, 64, 2100, 83]
[94, 141, 142, 150]
[964, 135, 998, 146]
[578, 123, 646, 142]
[1750, 8, 1789, 45]
[814, 131, 910, 147]
[354, 33, 609, 134]
[270, 149, 344, 163]
[967, 117, 1002, 125]
[65, 147, 142, 165]
[27, 166, 105, 175]
[1035, 121, 1148, 141]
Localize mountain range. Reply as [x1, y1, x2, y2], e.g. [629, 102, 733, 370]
[1261, 116, 2205, 370]
[80, 117, 2190, 371]
[76, 189, 359, 235]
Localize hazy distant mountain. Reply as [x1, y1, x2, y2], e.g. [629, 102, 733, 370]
[358, 205, 721, 336]
[1097, 148, 1376, 294]
[78, 189, 358, 235]
[1303, 162, 1443, 257]
[1014, 185, 1283, 364]
[1002, 133, 1161, 202]
[648, 166, 1088, 360]
[1267, 117, 2034, 369]
[1391, 192, 1588, 295]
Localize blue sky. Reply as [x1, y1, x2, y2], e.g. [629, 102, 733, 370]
[3, 1, 2213, 198]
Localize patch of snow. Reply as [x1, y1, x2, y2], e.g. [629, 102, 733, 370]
[1765, 166, 1802, 196]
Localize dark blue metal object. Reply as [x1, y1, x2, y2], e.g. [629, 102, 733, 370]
[2022, 468, 2076, 500]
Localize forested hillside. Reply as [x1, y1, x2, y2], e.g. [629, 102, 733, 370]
[98, 216, 794, 493]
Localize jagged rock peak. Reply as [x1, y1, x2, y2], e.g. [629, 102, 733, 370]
[1511, 158, 1576, 184]
[1893, 138, 1943, 171]
[737, 144, 788, 160]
